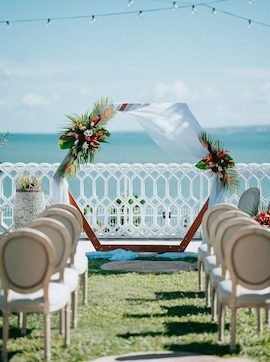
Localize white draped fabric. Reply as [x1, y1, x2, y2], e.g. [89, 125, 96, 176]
[116, 103, 226, 206]
[52, 102, 225, 206]
[52, 175, 69, 204]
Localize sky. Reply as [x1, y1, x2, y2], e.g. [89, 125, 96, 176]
[0, 0, 270, 133]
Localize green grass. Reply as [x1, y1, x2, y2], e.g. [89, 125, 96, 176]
[1, 259, 270, 361]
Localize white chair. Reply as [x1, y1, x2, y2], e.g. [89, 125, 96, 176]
[209, 213, 256, 321]
[39, 207, 81, 328]
[47, 203, 88, 305]
[238, 187, 260, 215]
[26, 217, 73, 334]
[217, 225, 270, 350]
[200, 204, 237, 304]
[0, 228, 70, 361]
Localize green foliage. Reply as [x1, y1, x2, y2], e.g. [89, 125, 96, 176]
[195, 160, 208, 170]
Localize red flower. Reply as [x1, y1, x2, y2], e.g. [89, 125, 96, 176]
[217, 150, 226, 158]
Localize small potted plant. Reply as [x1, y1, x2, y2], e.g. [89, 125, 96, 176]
[14, 173, 45, 228]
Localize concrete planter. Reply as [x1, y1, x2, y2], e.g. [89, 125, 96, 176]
[14, 190, 45, 228]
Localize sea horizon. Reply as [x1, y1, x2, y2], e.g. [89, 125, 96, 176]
[2, 123, 270, 135]
[1, 124, 270, 164]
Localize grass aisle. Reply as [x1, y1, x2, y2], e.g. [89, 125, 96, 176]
[2, 259, 270, 361]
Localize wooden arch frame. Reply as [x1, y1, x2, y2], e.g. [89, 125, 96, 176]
[69, 191, 208, 252]
[68, 102, 209, 252]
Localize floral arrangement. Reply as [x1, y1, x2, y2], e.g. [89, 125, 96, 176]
[253, 210, 270, 228]
[195, 132, 239, 190]
[56, 98, 116, 179]
[17, 173, 41, 192]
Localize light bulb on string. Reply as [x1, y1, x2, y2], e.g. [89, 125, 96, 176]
[191, 5, 197, 15]
[6, 21, 11, 28]
[172, 1, 178, 10]
[128, 0, 134, 7]
[248, 19, 253, 28]
[138, 10, 143, 17]
[46, 18, 51, 27]
[211, 8, 217, 17]
[91, 15, 96, 24]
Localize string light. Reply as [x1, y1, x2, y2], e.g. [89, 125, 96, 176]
[128, 0, 134, 7]
[211, 8, 217, 16]
[202, 4, 270, 29]
[172, 1, 178, 10]
[248, 19, 253, 28]
[191, 5, 197, 15]
[91, 15, 96, 24]
[1, 1, 270, 30]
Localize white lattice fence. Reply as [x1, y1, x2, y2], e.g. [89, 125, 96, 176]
[1, 162, 270, 238]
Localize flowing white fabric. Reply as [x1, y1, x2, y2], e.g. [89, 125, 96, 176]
[116, 102, 225, 207]
[116, 103, 206, 160]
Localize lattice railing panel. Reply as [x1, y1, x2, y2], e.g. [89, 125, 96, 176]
[1, 162, 270, 238]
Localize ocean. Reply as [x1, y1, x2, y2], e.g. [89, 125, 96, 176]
[1, 125, 270, 164]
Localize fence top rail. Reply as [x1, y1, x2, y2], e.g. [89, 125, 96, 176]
[1, 162, 270, 168]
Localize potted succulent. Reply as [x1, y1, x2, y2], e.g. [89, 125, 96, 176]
[14, 173, 45, 228]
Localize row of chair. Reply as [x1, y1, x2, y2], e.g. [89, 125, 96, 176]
[199, 202, 270, 350]
[0, 203, 88, 361]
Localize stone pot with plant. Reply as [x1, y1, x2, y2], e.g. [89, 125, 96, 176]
[14, 173, 45, 228]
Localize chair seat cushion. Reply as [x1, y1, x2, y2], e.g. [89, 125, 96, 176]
[198, 243, 208, 261]
[218, 280, 270, 307]
[73, 253, 88, 275]
[210, 267, 223, 286]
[52, 267, 79, 292]
[0, 283, 70, 313]
[204, 255, 217, 273]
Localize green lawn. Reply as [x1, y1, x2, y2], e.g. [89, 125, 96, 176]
[2, 259, 270, 361]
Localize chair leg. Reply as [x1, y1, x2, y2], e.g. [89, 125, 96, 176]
[72, 288, 78, 328]
[17, 312, 23, 329]
[64, 303, 71, 346]
[22, 313, 27, 336]
[198, 260, 203, 291]
[44, 313, 51, 361]
[83, 270, 88, 305]
[257, 308, 263, 334]
[59, 309, 65, 335]
[205, 273, 210, 307]
[230, 307, 237, 352]
[2, 311, 9, 362]
[265, 307, 270, 326]
[218, 302, 225, 342]
[211, 285, 217, 322]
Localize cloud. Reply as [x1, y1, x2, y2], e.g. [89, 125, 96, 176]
[22, 94, 50, 108]
[151, 73, 270, 128]
[155, 80, 191, 101]
[0, 61, 101, 79]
